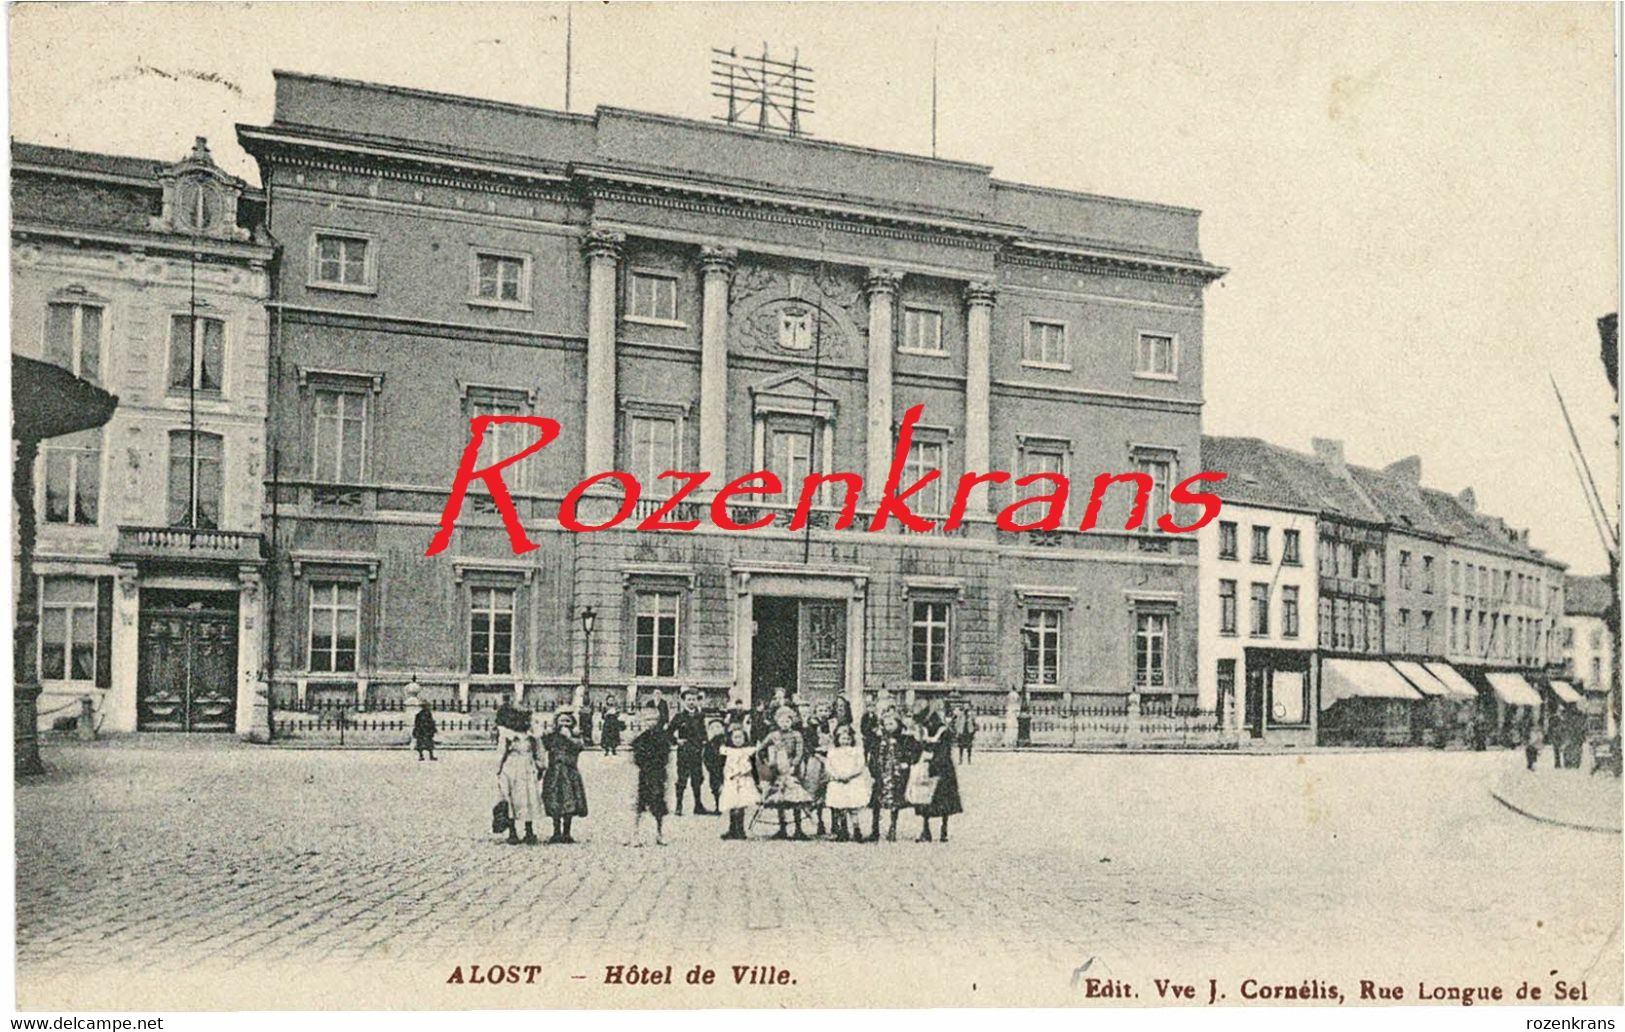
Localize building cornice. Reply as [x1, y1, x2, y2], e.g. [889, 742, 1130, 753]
[12, 221, 274, 267]
[1002, 242, 1227, 285]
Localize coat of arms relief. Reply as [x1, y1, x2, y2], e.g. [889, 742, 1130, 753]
[730, 264, 866, 362]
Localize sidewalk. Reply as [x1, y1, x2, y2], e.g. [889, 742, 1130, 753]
[1491, 756, 1624, 833]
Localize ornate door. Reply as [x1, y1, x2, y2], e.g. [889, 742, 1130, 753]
[138, 594, 238, 731]
[797, 601, 845, 706]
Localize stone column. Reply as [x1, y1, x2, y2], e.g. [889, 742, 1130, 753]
[698, 245, 737, 487]
[963, 282, 996, 514]
[583, 229, 625, 477]
[864, 269, 901, 499]
[108, 565, 141, 733]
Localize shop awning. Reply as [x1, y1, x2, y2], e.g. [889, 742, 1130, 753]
[1392, 661, 1450, 696]
[1321, 658, 1425, 710]
[1549, 680, 1584, 705]
[1486, 671, 1543, 708]
[1424, 662, 1483, 701]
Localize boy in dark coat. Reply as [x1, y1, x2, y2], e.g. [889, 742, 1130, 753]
[629, 705, 671, 846]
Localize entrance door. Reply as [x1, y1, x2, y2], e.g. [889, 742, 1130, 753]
[1243, 662, 1267, 738]
[751, 597, 800, 709]
[138, 589, 238, 731]
[797, 601, 846, 707]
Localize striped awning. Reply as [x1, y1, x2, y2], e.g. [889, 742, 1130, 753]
[1321, 658, 1424, 710]
[1392, 661, 1450, 697]
[1486, 671, 1543, 708]
[1550, 680, 1584, 705]
[1423, 662, 1482, 701]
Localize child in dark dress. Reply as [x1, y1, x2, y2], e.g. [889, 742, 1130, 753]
[541, 712, 589, 843]
[703, 718, 727, 813]
[600, 703, 623, 756]
[412, 699, 437, 761]
[629, 706, 671, 846]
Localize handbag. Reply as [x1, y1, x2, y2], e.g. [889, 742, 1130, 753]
[491, 799, 511, 834]
[904, 760, 938, 806]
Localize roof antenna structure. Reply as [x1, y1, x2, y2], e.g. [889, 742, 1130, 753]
[563, 5, 574, 112]
[711, 45, 814, 137]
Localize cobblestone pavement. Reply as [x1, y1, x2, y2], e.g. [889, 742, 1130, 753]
[16, 739, 1622, 1009]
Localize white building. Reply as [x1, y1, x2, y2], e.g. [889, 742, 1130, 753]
[1563, 573, 1617, 735]
[11, 139, 273, 735]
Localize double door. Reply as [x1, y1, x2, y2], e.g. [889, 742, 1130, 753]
[138, 590, 238, 731]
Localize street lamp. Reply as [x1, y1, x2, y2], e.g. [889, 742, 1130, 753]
[577, 606, 597, 711]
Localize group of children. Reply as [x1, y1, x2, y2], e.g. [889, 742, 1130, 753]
[488, 689, 967, 848]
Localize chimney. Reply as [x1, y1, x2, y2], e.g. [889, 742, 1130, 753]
[1458, 487, 1476, 511]
[1311, 437, 1346, 474]
[1383, 455, 1422, 486]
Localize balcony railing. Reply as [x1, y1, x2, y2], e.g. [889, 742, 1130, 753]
[116, 525, 265, 563]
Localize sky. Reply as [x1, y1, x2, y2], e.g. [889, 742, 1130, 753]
[9, 2, 1620, 573]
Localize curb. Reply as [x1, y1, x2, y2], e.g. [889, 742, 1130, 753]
[1489, 789, 1622, 834]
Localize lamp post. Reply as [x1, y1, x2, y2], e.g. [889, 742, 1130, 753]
[576, 606, 597, 712]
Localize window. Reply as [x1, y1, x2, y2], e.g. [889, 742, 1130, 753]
[41, 429, 101, 525]
[45, 302, 102, 383]
[628, 271, 678, 322]
[1023, 320, 1067, 366]
[1250, 583, 1270, 637]
[1016, 437, 1067, 517]
[1251, 526, 1270, 563]
[167, 430, 223, 529]
[911, 600, 951, 683]
[1133, 453, 1173, 526]
[308, 582, 360, 673]
[311, 233, 372, 289]
[1318, 599, 1333, 648]
[1422, 555, 1435, 593]
[1133, 611, 1170, 688]
[312, 389, 367, 482]
[1593, 657, 1603, 689]
[768, 428, 815, 501]
[1333, 598, 1351, 650]
[634, 592, 680, 678]
[1219, 580, 1238, 635]
[1282, 586, 1300, 638]
[168, 315, 224, 394]
[40, 576, 97, 681]
[1399, 551, 1412, 590]
[901, 307, 944, 354]
[1366, 601, 1384, 653]
[905, 439, 946, 514]
[472, 252, 528, 306]
[1351, 599, 1367, 651]
[1136, 332, 1176, 378]
[469, 586, 515, 676]
[1218, 521, 1238, 560]
[1282, 529, 1301, 566]
[1397, 609, 1410, 652]
[1451, 608, 1460, 652]
[1022, 607, 1062, 686]
[466, 389, 531, 491]
[1451, 560, 1460, 593]
[629, 415, 679, 496]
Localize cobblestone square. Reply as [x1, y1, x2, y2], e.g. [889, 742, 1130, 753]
[15, 739, 1622, 1009]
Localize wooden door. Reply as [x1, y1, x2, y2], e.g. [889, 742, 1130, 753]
[138, 594, 238, 731]
[797, 600, 845, 706]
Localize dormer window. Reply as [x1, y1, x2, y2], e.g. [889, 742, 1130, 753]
[151, 137, 248, 242]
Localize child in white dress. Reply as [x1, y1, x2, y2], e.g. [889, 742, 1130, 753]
[823, 723, 872, 842]
[717, 724, 760, 840]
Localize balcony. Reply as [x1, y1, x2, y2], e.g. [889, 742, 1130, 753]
[115, 525, 265, 565]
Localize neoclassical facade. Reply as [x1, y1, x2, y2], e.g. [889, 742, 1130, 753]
[240, 72, 1225, 719]
[10, 139, 273, 733]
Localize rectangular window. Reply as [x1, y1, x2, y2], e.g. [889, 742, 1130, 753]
[40, 576, 97, 681]
[473, 252, 527, 305]
[1318, 598, 1333, 648]
[469, 586, 515, 676]
[1397, 609, 1411, 653]
[1133, 611, 1170, 688]
[308, 581, 360, 673]
[1251, 526, 1270, 563]
[768, 428, 815, 501]
[1282, 529, 1301, 566]
[1022, 607, 1062, 686]
[1450, 608, 1460, 652]
[1399, 551, 1412, 590]
[1133, 454, 1173, 525]
[1282, 586, 1300, 638]
[1219, 579, 1238, 635]
[1366, 602, 1384, 653]
[628, 271, 678, 322]
[1451, 560, 1460, 593]
[905, 439, 946, 514]
[901, 307, 944, 353]
[168, 315, 224, 394]
[911, 600, 951, 683]
[44, 302, 102, 383]
[1422, 555, 1435, 593]
[1250, 583, 1270, 637]
[1023, 320, 1067, 366]
[1351, 599, 1367, 652]
[629, 415, 679, 496]
[466, 389, 531, 491]
[312, 389, 367, 483]
[1333, 598, 1350, 650]
[312, 233, 372, 288]
[634, 592, 680, 678]
[166, 430, 223, 529]
[1418, 611, 1431, 654]
[1135, 332, 1176, 378]
[41, 428, 101, 526]
[1218, 521, 1238, 560]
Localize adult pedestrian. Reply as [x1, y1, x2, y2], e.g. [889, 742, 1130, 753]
[412, 697, 438, 761]
[600, 698, 623, 756]
[913, 702, 963, 842]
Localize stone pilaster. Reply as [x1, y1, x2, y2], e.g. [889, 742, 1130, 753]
[864, 269, 901, 499]
[583, 229, 625, 477]
[963, 282, 997, 514]
[698, 245, 737, 488]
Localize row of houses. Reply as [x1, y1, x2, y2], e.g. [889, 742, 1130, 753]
[11, 70, 1614, 745]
